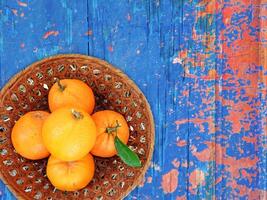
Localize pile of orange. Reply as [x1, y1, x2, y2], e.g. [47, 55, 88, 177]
[11, 79, 130, 191]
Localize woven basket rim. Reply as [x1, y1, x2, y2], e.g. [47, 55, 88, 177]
[0, 54, 155, 200]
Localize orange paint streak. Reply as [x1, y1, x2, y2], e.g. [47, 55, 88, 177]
[161, 169, 179, 194]
[242, 136, 257, 144]
[43, 31, 59, 39]
[17, 0, 27, 7]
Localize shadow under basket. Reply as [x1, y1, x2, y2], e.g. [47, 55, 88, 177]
[0, 54, 155, 200]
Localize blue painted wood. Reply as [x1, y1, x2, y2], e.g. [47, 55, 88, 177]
[0, 0, 267, 199]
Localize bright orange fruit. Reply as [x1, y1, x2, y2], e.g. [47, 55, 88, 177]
[46, 154, 95, 191]
[11, 111, 50, 160]
[42, 107, 96, 161]
[48, 79, 95, 114]
[90, 110, 129, 158]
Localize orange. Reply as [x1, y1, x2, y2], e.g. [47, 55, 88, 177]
[11, 111, 50, 160]
[48, 79, 95, 114]
[46, 154, 95, 191]
[42, 107, 96, 161]
[90, 110, 129, 157]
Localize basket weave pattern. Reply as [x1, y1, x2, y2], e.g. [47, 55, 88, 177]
[0, 55, 154, 200]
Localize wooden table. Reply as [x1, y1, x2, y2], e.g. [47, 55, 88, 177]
[0, 0, 266, 199]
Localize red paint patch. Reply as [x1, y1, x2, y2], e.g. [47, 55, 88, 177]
[193, 142, 227, 163]
[242, 136, 257, 144]
[176, 195, 186, 200]
[224, 102, 253, 134]
[85, 30, 93, 36]
[215, 176, 222, 185]
[222, 156, 259, 179]
[192, 143, 214, 162]
[177, 140, 187, 147]
[108, 45, 114, 52]
[185, 72, 218, 80]
[11, 9, 18, 16]
[172, 159, 180, 168]
[161, 169, 179, 194]
[173, 57, 182, 64]
[217, 135, 228, 140]
[43, 31, 59, 39]
[193, 141, 259, 180]
[182, 90, 189, 96]
[208, 69, 217, 79]
[226, 180, 247, 196]
[248, 189, 267, 200]
[179, 49, 188, 59]
[237, 147, 244, 154]
[20, 43, 25, 48]
[189, 169, 205, 193]
[147, 176, 152, 183]
[197, 0, 217, 17]
[127, 13, 131, 21]
[175, 116, 214, 134]
[241, 169, 255, 184]
[17, 0, 27, 7]
[138, 177, 145, 187]
[181, 162, 188, 168]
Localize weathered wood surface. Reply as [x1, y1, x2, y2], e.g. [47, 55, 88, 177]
[0, 0, 266, 199]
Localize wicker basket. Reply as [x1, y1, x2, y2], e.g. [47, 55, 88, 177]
[0, 54, 154, 200]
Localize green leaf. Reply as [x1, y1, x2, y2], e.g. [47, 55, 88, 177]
[114, 136, 141, 167]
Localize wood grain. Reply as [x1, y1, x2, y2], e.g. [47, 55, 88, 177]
[0, 0, 266, 199]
